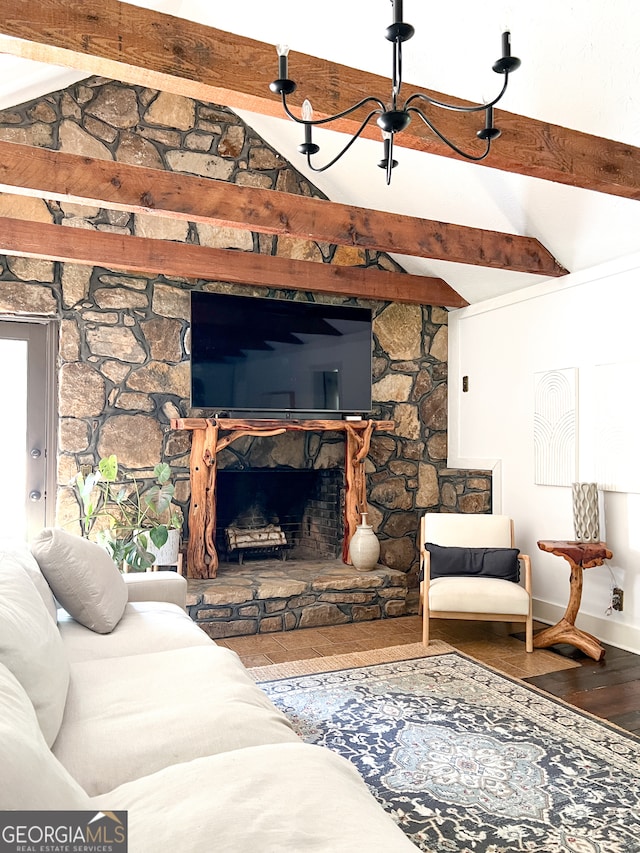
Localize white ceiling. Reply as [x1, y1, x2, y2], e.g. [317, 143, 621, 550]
[1, 0, 639, 305]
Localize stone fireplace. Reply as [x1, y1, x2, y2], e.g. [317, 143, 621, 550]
[173, 417, 394, 578]
[177, 417, 414, 638]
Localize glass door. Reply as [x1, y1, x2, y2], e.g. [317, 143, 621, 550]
[0, 320, 56, 542]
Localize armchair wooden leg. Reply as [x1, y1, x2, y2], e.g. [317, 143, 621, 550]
[525, 614, 533, 653]
[421, 586, 429, 646]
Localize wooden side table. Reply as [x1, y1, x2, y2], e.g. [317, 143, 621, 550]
[534, 540, 612, 661]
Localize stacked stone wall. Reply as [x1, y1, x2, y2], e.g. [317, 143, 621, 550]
[0, 77, 491, 593]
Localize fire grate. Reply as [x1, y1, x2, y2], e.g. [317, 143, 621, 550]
[216, 469, 344, 563]
[225, 523, 288, 564]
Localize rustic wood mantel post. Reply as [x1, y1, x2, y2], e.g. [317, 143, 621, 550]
[187, 420, 218, 578]
[170, 417, 394, 578]
[343, 421, 375, 563]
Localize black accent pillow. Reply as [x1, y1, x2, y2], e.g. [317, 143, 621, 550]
[425, 543, 520, 583]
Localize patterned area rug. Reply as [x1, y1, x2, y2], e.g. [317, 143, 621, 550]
[257, 649, 640, 853]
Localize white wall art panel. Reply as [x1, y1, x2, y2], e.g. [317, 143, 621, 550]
[594, 361, 640, 493]
[533, 368, 577, 486]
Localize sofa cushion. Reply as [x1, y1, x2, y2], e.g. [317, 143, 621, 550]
[32, 528, 127, 634]
[58, 601, 214, 663]
[53, 645, 300, 795]
[0, 538, 57, 621]
[426, 542, 520, 582]
[93, 742, 417, 852]
[0, 662, 90, 810]
[0, 552, 70, 747]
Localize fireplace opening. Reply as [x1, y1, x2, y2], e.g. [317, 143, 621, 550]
[216, 469, 344, 563]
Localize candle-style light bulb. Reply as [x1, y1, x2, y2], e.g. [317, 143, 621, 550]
[302, 99, 313, 122]
[276, 44, 290, 79]
[302, 99, 313, 145]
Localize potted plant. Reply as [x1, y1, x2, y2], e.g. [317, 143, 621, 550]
[73, 454, 183, 572]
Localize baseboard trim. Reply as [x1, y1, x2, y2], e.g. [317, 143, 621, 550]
[533, 598, 640, 655]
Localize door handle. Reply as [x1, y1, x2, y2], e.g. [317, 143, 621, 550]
[29, 490, 42, 502]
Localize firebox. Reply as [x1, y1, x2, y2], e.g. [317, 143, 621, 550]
[216, 469, 344, 563]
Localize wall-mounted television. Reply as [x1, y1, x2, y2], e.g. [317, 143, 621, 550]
[190, 291, 372, 418]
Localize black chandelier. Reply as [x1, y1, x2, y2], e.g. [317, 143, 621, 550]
[269, 0, 520, 185]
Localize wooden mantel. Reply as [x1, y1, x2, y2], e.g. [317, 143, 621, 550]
[170, 417, 394, 578]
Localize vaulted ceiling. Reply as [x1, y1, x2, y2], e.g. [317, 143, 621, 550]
[0, 0, 639, 307]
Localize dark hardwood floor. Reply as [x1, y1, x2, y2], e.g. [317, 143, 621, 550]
[524, 641, 640, 736]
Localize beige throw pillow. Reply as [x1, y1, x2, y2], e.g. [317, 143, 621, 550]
[0, 539, 58, 621]
[0, 661, 90, 809]
[0, 552, 70, 746]
[32, 528, 127, 634]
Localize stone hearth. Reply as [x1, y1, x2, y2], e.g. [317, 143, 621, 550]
[186, 557, 409, 639]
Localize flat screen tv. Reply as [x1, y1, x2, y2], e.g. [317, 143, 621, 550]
[190, 291, 372, 417]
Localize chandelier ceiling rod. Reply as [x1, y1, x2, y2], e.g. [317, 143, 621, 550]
[270, 0, 521, 185]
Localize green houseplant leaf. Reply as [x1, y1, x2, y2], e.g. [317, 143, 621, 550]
[149, 526, 169, 549]
[98, 454, 118, 482]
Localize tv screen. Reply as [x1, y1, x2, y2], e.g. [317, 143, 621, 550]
[190, 291, 372, 416]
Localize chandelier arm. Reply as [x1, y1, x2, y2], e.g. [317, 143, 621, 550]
[303, 111, 382, 173]
[407, 107, 492, 161]
[281, 93, 387, 126]
[404, 74, 509, 114]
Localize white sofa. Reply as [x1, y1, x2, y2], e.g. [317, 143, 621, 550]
[0, 529, 416, 852]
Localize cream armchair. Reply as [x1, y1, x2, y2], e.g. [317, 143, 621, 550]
[419, 513, 533, 652]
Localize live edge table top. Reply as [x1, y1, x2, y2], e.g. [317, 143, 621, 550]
[537, 540, 613, 568]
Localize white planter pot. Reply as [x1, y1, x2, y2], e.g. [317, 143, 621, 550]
[145, 528, 181, 566]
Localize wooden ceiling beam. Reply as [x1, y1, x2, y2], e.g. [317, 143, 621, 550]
[0, 216, 468, 308]
[0, 141, 567, 277]
[0, 0, 638, 201]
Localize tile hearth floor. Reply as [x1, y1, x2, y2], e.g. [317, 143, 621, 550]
[217, 616, 579, 679]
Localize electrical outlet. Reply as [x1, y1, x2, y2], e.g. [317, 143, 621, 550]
[612, 587, 624, 612]
[80, 464, 93, 478]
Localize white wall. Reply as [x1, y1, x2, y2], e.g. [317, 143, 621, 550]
[448, 251, 640, 654]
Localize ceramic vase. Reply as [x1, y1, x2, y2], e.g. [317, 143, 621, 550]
[572, 482, 600, 543]
[348, 512, 380, 571]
